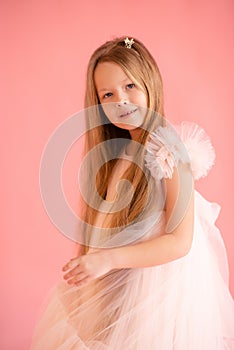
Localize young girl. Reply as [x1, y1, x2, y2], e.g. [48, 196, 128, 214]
[31, 37, 234, 349]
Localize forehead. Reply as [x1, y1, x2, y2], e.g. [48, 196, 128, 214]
[94, 62, 130, 91]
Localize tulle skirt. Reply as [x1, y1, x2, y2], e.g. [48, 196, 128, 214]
[31, 190, 234, 349]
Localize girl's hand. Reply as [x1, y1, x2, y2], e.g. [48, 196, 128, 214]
[62, 250, 113, 287]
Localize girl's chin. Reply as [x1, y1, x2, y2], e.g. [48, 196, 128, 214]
[114, 123, 142, 131]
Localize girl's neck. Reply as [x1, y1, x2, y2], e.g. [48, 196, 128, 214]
[129, 127, 142, 142]
[125, 131, 142, 156]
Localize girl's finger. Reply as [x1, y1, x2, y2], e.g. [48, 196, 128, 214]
[66, 272, 88, 285]
[62, 257, 80, 271]
[75, 276, 91, 288]
[63, 265, 83, 280]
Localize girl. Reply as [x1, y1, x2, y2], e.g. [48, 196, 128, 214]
[31, 37, 234, 349]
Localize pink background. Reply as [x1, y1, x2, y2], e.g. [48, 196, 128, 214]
[1, 1, 233, 349]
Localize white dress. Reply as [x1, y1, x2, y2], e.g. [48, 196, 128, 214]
[31, 121, 234, 349]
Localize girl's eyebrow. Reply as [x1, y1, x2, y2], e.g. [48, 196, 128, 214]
[98, 78, 131, 92]
[99, 88, 110, 92]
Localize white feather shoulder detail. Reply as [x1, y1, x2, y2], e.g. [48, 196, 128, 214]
[175, 121, 216, 180]
[145, 124, 190, 181]
[145, 121, 216, 181]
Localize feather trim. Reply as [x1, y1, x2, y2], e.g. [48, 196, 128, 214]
[176, 122, 216, 180]
[145, 121, 216, 182]
[145, 124, 189, 181]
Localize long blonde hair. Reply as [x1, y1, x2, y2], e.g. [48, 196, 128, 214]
[81, 37, 165, 252]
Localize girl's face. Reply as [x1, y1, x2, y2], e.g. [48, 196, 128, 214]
[94, 62, 148, 137]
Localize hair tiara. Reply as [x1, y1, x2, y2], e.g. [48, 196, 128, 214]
[124, 37, 134, 49]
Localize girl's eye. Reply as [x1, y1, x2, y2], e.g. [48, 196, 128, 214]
[103, 92, 113, 99]
[126, 83, 135, 89]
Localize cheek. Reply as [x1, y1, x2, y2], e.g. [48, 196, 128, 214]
[134, 91, 148, 108]
[101, 103, 116, 122]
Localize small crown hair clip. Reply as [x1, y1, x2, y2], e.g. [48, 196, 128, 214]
[124, 37, 134, 49]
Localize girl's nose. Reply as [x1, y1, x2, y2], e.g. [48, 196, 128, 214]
[116, 100, 128, 108]
[115, 93, 128, 107]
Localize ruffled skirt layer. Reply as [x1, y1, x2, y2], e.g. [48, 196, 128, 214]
[31, 191, 234, 349]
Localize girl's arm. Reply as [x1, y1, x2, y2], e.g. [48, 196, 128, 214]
[109, 162, 194, 269]
[63, 163, 194, 286]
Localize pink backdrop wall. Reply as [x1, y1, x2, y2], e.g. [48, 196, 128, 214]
[1, 1, 233, 349]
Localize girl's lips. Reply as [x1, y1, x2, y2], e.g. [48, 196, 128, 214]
[119, 108, 138, 118]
